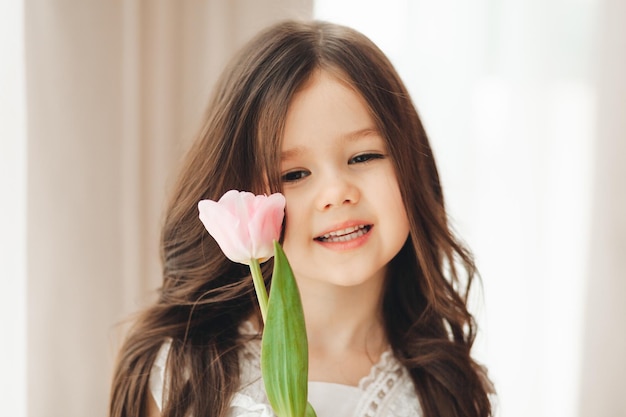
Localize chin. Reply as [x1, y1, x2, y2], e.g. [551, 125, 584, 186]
[322, 268, 386, 288]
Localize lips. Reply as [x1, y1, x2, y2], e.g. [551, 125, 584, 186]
[314, 224, 372, 243]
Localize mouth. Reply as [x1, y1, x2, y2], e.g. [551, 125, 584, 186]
[314, 224, 372, 243]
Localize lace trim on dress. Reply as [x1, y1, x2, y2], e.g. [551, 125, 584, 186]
[236, 330, 420, 417]
[353, 349, 419, 417]
[357, 349, 399, 391]
[149, 322, 422, 417]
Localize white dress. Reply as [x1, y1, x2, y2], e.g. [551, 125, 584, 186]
[150, 325, 422, 417]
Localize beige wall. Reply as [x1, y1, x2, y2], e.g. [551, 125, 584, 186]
[24, 1, 311, 416]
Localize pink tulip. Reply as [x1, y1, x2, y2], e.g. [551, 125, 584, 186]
[198, 190, 286, 265]
[198, 190, 314, 417]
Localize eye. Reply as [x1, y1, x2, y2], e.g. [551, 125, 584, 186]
[281, 169, 310, 183]
[349, 153, 385, 165]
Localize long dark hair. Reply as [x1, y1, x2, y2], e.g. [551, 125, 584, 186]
[110, 20, 492, 417]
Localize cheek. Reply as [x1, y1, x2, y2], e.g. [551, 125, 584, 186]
[383, 177, 410, 235]
[280, 203, 308, 265]
[390, 200, 410, 235]
[282, 197, 305, 241]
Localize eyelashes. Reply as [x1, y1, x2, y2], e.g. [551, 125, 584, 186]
[281, 152, 386, 184]
[348, 152, 385, 164]
[281, 170, 310, 183]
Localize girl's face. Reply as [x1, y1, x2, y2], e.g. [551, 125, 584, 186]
[280, 70, 410, 290]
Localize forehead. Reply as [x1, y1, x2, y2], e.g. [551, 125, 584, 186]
[281, 70, 377, 152]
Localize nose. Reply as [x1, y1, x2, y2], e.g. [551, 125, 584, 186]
[315, 174, 360, 211]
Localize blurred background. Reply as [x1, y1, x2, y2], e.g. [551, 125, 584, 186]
[1, 1, 624, 416]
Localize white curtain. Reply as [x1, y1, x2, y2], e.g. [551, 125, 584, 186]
[315, 1, 626, 416]
[0, 2, 27, 417]
[10, 1, 312, 417]
[577, 1, 626, 414]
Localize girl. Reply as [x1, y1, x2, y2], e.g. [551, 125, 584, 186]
[110, 20, 493, 417]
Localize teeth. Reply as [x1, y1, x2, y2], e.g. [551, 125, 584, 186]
[318, 225, 370, 242]
[322, 225, 364, 238]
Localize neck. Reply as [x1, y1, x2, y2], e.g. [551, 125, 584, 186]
[296, 277, 390, 385]
[298, 277, 388, 357]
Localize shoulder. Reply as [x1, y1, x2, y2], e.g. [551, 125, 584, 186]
[147, 322, 264, 414]
[148, 339, 173, 412]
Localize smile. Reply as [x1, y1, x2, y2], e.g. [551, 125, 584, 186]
[314, 225, 372, 243]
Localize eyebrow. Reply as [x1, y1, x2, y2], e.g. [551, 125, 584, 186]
[280, 127, 380, 161]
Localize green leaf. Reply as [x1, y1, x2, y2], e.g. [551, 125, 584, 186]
[305, 402, 318, 417]
[261, 241, 310, 417]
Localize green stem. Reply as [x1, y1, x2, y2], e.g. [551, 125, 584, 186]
[249, 258, 268, 323]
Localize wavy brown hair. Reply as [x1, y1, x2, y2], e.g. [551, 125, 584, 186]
[109, 20, 493, 417]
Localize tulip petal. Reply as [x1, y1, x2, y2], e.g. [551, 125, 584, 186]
[198, 199, 252, 264]
[248, 193, 286, 261]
